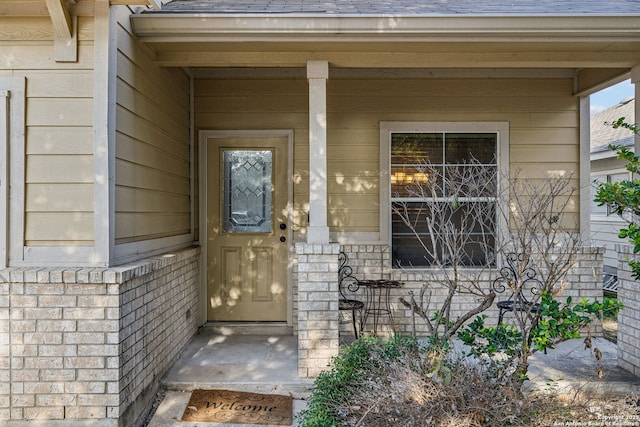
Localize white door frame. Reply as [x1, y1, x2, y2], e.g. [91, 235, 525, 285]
[198, 129, 295, 326]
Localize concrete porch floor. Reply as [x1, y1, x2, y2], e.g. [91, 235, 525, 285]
[146, 327, 313, 427]
[147, 328, 640, 427]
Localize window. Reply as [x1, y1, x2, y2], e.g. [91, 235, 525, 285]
[381, 122, 508, 269]
[591, 171, 630, 216]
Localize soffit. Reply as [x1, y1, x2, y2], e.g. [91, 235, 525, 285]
[130, 12, 640, 70]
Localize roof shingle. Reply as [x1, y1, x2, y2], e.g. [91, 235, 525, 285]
[590, 98, 636, 154]
[157, 0, 640, 15]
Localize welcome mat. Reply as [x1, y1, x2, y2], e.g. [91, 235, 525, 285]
[181, 389, 293, 425]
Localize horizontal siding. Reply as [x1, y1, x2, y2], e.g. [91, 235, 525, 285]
[195, 77, 579, 235]
[115, 7, 191, 245]
[26, 127, 94, 155]
[26, 155, 93, 183]
[116, 160, 190, 195]
[23, 70, 93, 98]
[0, 16, 94, 42]
[26, 98, 93, 126]
[592, 217, 628, 270]
[1, 16, 96, 247]
[115, 213, 190, 244]
[0, 44, 95, 70]
[25, 213, 93, 246]
[26, 184, 93, 212]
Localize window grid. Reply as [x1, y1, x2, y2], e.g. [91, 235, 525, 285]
[390, 131, 498, 268]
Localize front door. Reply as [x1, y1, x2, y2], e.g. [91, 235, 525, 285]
[205, 135, 289, 321]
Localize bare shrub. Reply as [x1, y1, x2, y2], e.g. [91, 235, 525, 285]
[394, 160, 605, 382]
[393, 159, 502, 343]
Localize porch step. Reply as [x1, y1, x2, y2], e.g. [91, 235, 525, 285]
[162, 381, 314, 399]
[203, 322, 294, 336]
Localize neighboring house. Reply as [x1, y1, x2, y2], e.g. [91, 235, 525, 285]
[1, 0, 640, 425]
[590, 97, 635, 290]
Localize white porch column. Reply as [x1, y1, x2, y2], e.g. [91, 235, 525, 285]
[579, 96, 590, 243]
[306, 60, 330, 243]
[632, 66, 640, 155]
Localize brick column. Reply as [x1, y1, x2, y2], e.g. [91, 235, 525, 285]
[617, 245, 640, 377]
[296, 243, 340, 378]
[565, 247, 605, 336]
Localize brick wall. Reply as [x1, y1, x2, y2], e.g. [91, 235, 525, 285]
[294, 244, 603, 378]
[337, 245, 604, 338]
[117, 248, 200, 426]
[617, 245, 640, 377]
[0, 247, 200, 426]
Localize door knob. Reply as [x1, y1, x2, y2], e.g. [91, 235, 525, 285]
[279, 223, 287, 230]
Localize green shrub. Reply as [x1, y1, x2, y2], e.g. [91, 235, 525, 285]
[603, 296, 619, 319]
[458, 292, 623, 383]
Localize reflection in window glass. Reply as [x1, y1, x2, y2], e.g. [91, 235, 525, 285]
[391, 132, 498, 268]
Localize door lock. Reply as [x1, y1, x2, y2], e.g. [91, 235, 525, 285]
[280, 236, 286, 242]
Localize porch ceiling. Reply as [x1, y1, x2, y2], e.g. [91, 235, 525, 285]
[132, 15, 640, 66]
[130, 11, 640, 93]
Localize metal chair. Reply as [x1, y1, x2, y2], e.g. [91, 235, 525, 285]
[338, 252, 364, 338]
[492, 252, 543, 324]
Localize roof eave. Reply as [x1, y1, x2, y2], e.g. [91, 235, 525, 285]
[130, 14, 640, 43]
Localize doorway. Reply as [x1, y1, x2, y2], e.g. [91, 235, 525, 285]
[200, 131, 292, 322]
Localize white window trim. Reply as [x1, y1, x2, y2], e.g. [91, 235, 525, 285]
[0, 78, 25, 269]
[590, 169, 631, 219]
[379, 121, 510, 267]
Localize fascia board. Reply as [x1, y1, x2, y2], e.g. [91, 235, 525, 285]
[131, 14, 640, 43]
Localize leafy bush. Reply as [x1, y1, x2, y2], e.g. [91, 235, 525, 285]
[603, 296, 619, 319]
[594, 117, 640, 279]
[458, 293, 623, 383]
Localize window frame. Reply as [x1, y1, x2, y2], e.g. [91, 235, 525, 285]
[590, 169, 631, 217]
[380, 121, 510, 269]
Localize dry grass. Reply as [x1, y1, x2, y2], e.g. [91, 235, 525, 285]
[532, 391, 640, 427]
[333, 349, 639, 427]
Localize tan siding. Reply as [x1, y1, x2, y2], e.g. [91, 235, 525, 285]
[115, 7, 191, 245]
[0, 15, 96, 247]
[195, 77, 579, 235]
[24, 70, 93, 98]
[26, 184, 93, 212]
[26, 98, 93, 126]
[511, 145, 578, 163]
[116, 159, 190, 194]
[115, 213, 190, 243]
[26, 155, 93, 183]
[116, 187, 190, 213]
[26, 127, 94, 155]
[0, 16, 94, 41]
[0, 44, 95, 70]
[25, 213, 93, 245]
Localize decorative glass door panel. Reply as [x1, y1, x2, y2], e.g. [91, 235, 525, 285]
[222, 150, 273, 233]
[206, 136, 289, 322]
